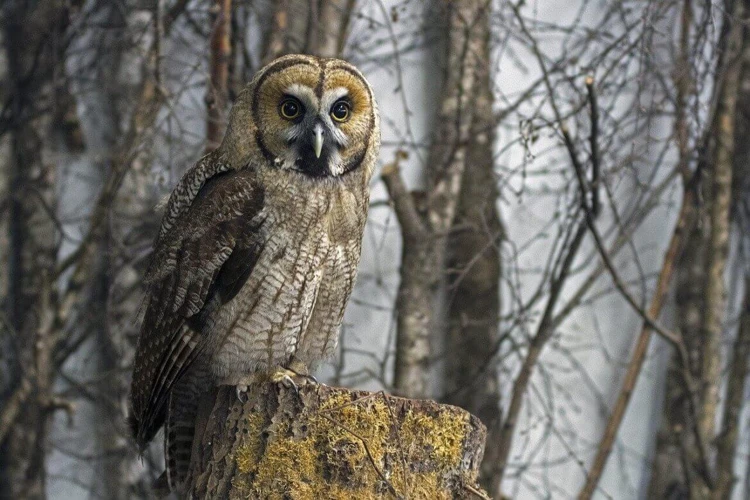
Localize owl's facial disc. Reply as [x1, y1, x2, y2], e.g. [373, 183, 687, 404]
[249, 56, 376, 179]
[278, 86, 351, 178]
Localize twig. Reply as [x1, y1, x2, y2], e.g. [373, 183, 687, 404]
[576, 200, 689, 500]
[585, 76, 600, 217]
[564, 118, 682, 345]
[318, 413, 403, 499]
[496, 209, 588, 480]
[575, 110, 702, 500]
[507, 4, 707, 495]
[464, 483, 492, 499]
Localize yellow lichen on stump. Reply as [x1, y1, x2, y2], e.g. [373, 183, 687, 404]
[187, 383, 488, 499]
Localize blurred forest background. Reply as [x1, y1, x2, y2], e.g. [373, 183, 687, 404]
[2, 0, 750, 498]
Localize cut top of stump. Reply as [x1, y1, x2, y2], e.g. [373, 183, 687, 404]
[187, 383, 488, 499]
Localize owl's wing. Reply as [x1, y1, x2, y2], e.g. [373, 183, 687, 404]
[157, 152, 232, 240]
[129, 167, 265, 448]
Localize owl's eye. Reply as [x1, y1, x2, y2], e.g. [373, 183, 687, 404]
[279, 98, 303, 120]
[330, 100, 351, 123]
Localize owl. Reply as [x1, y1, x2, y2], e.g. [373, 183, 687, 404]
[128, 54, 380, 493]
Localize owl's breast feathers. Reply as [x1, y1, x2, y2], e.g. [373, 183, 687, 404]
[129, 162, 370, 450]
[205, 167, 370, 380]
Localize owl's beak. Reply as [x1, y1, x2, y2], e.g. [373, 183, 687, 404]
[313, 124, 324, 159]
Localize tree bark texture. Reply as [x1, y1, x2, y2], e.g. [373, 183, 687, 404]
[318, 0, 356, 58]
[186, 384, 488, 499]
[647, 2, 703, 498]
[711, 6, 750, 498]
[0, 2, 186, 496]
[698, 2, 743, 479]
[713, 278, 750, 499]
[647, 201, 706, 500]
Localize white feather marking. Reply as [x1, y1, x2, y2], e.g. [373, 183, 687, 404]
[285, 84, 318, 109]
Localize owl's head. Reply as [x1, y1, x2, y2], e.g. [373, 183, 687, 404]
[225, 54, 379, 179]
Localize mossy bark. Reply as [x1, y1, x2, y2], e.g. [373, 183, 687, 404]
[186, 384, 488, 499]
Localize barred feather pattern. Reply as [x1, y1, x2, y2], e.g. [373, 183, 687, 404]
[157, 152, 232, 240]
[206, 165, 370, 383]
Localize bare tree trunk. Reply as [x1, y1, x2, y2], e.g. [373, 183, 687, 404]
[277, 0, 313, 57]
[94, 5, 191, 493]
[318, 0, 356, 58]
[263, 0, 352, 62]
[642, 2, 745, 499]
[0, 3, 188, 495]
[385, 0, 487, 400]
[186, 384, 488, 499]
[86, 9, 140, 496]
[648, 205, 706, 500]
[263, 0, 290, 63]
[443, 8, 504, 494]
[0, 1, 78, 496]
[710, 7, 750, 497]
[578, 189, 694, 500]
[713, 278, 750, 499]
[391, 214, 439, 399]
[90, 234, 131, 500]
[647, 2, 705, 497]
[699, 11, 743, 495]
[206, 0, 232, 152]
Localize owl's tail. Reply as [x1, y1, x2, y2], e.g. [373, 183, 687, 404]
[165, 375, 202, 493]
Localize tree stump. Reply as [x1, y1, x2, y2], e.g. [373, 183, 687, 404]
[186, 383, 488, 499]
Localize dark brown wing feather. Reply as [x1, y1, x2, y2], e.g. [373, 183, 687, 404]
[129, 168, 265, 448]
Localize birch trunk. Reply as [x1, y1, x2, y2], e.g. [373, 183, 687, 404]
[713, 278, 750, 499]
[699, 5, 743, 485]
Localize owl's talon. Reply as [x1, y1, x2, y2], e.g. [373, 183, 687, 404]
[270, 368, 315, 395]
[283, 375, 299, 395]
[286, 366, 318, 385]
[236, 384, 249, 402]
